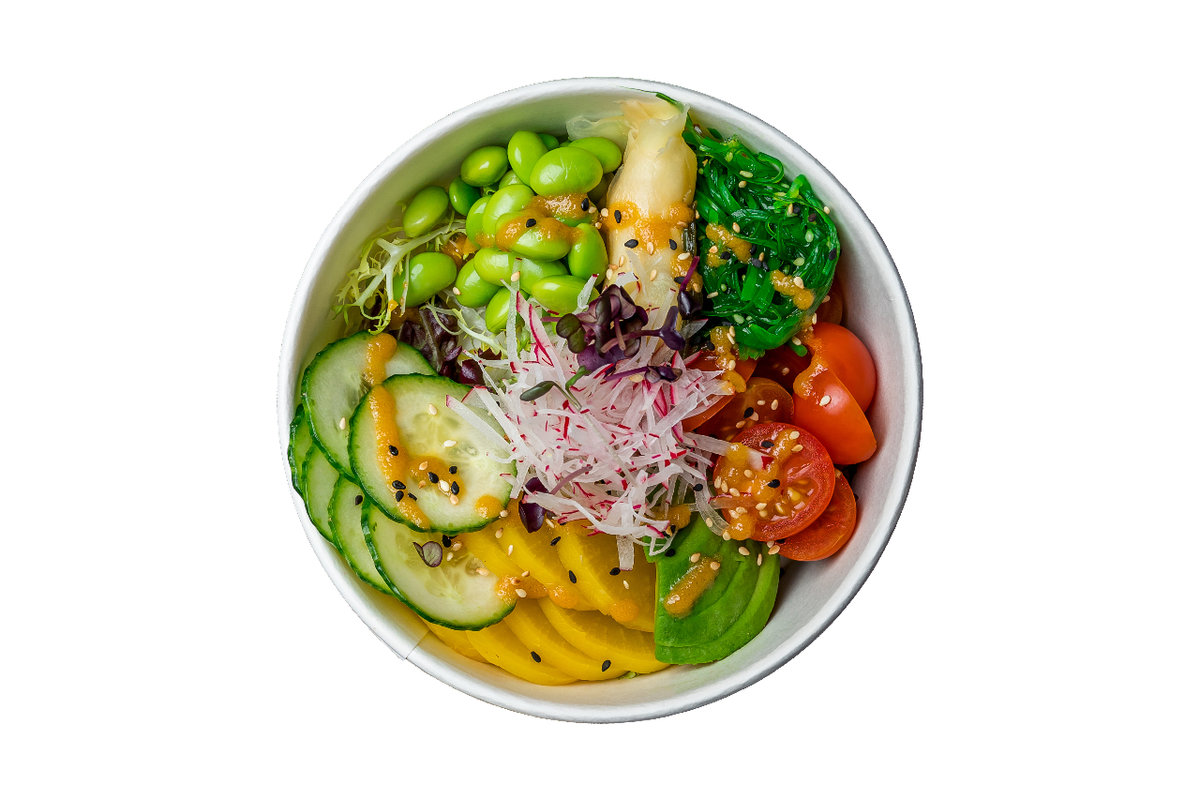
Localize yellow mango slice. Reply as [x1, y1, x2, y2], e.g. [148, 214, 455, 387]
[494, 513, 594, 611]
[457, 524, 548, 603]
[554, 522, 656, 632]
[465, 620, 577, 685]
[504, 600, 617, 681]
[538, 599, 669, 675]
[423, 622, 487, 663]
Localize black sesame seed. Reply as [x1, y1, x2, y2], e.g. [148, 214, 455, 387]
[665, 548, 676, 558]
[693, 483, 703, 492]
[624, 239, 638, 249]
[761, 440, 774, 449]
[601, 660, 611, 672]
[550, 536, 561, 546]
[525, 218, 536, 228]
[450, 481, 460, 495]
[428, 472, 439, 484]
[449, 465, 458, 474]
[581, 198, 590, 211]
[669, 239, 677, 250]
[354, 495, 363, 505]
[613, 209, 622, 222]
[442, 534, 453, 548]
[609, 567, 620, 576]
[720, 250, 732, 260]
[568, 570, 577, 583]
[408, 492, 417, 501]
[530, 651, 542, 663]
[743, 407, 754, 418]
[388, 445, 399, 456]
[392, 480, 405, 489]
[767, 479, 781, 488]
[395, 490, 404, 501]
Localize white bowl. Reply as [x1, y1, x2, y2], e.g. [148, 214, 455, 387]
[278, 77, 921, 722]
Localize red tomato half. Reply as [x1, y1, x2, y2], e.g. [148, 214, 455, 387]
[696, 378, 794, 441]
[811, 322, 876, 410]
[777, 471, 857, 561]
[712, 422, 836, 542]
[792, 366, 877, 465]
[753, 344, 811, 389]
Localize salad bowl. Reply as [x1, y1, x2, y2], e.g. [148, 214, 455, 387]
[278, 77, 921, 722]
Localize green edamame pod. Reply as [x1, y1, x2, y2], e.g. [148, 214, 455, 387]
[529, 147, 604, 196]
[507, 131, 549, 185]
[485, 287, 512, 332]
[537, 132, 559, 149]
[464, 195, 490, 245]
[566, 136, 623, 172]
[498, 170, 525, 188]
[482, 184, 535, 237]
[516, 258, 567, 294]
[448, 178, 481, 215]
[453, 259, 502, 308]
[567, 224, 608, 277]
[404, 251, 457, 305]
[507, 221, 572, 261]
[472, 246, 520, 284]
[529, 274, 591, 315]
[460, 145, 509, 187]
[403, 186, 449, 237]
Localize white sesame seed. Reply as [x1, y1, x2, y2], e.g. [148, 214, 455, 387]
[821, 295, 831, 304]
[709, 245, 718, 253]
[793, 275, 805, 288]
[449, 495, 459, 505]
[770, 399, 779, 410]
[792, 336, 803, 346]
[768, 545, 781, 555]
[739, 170, 753, 178]
[495, 530, 503, 538]
[337, 417, 347, 430]
[427, 404, 437, 415]
[707, 291, 719, 298]
[646, 242, 655, 255]
[823, 205, 830, 214]
[418, 461, 428, 471]
[443, 439, 457, 448]
[618, 255, 627, 267]
[738, 546, 751, 556]
[499, 510, 508, 518]
[510, 271, 521, 282]
[649, 269, 658, 281]
[738, 180, 747, 188]
[743, 469, 753, 478]
[690, 552, 701, 563]
[781, 366, 790, 376]
[515, 588, 527, 598]
[445, 552, 453, 561]
[819, 395, 831, 407]
[710, 560, 721, 570]
[731, 222, 741, 233]
[755, 502, 768, 510]
[628, 374, 643, 383]
[704, 518, 714, 528]
[622, 580, 630, 590]
[521, 570, 529, 577]
[452, 286, 461, 295]
[476, 567, 489, 576]
[757, 553, 763, 565]
[789, 431, 800, 440]
[507, 544, 514, 556]
[722, 531, 732, 540]
[439, 480, 450, 492]
[677, 252, 690, 261]
[792, 444, 804, 452]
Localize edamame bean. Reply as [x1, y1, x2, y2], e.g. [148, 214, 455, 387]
[448, 178, 480, 215]
[472, 246, 520, 284]
[402, 186, 449, 237]
[567, 224, 608, 277]
[482, 184, 535, 237]
[507, 131, 549, 185]
[460, 145, 509, 187]
[566, 136, 623, 172]
[464, 195, 490, 245]
[453, 259, 502, 308]
[506, 220, 572, 261]
[516, 258, 567, 294]
[485, 287, 512, 332]
[538, 133, 559, 149]
[529, 274, 591, 314]
[404, 251, 457, 305]
[498, 170, 525, 188]
[529, 147, 604, 196]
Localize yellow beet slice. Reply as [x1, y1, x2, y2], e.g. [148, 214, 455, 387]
[555, 522, 656, 631]
[504, 600, 616, 681]
[465, 620, 577, 685]
[423, 621, 487, 663]
[494, 515, 594, 611]
[538, 599, 669, 675]
[458, 524, 548, 603]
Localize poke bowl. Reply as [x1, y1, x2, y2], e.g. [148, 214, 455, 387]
[278, 77, 921, 722]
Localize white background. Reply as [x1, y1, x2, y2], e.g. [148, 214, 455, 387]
[2, 1, 1197, 797]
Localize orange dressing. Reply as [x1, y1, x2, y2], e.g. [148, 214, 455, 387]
[440, 232, 476, 267]
[664, 557, 720, 618]
[601, 201, 694, 252]
[666, 504, 693, 531]
[526, 192, 595, 224]
[363, 333, 397, 386]
[495, 213, 577, 252]
[707, 327, 747, 392]
[366, 386, 430, 529]
[716, 435, 817, 540]
[769, 269, 816, 311]
[474, 495, 503, 521]
[704, 223, 753, 265]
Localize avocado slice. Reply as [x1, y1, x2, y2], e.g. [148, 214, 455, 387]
[654, 535, 758, 648]
[656, 548, 780, 665]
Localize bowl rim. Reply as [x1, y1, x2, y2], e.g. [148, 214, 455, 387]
[277, 76, 922, 723]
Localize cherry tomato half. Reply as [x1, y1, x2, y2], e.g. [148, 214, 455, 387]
[753, 344, 811, 390]
[712, 422, 836, 542]
[811, 322, 876, 410]
[696, 378, 795, 441]
[815, 274, 844, 326]
[776, 471, 857, 561]
[792, 366, 877, 465]
[682, 354, 758, 432]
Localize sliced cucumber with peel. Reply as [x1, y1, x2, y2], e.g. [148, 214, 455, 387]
[348, 374, 513, 532]
[288, 404, 315, 492]
[301, 448, 340, 545]
[301, 332, 434, 479]
[363, 503, 514, 629]
[328, 477, 391, 594]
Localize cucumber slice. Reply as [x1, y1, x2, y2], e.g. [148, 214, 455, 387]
[348, 374, 514, 532]
[363, 503, 514, 630]
[287, 404, 315, 493]
[301, 332, 434, 479]
[329, 478, 390, 594]
[301, 448, 340, 545]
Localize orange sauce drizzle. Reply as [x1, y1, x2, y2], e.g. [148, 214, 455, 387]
[664, 557, 720, 617]
[366, 385, 430, 529]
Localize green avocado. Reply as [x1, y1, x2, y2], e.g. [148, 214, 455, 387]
[656, 547, 780, 665]
[654, 525, 756, 648]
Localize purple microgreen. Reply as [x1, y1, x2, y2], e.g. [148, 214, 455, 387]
[413, 540, 443, 567]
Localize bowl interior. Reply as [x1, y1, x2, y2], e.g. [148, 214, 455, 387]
[279, 78, 920, 722]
